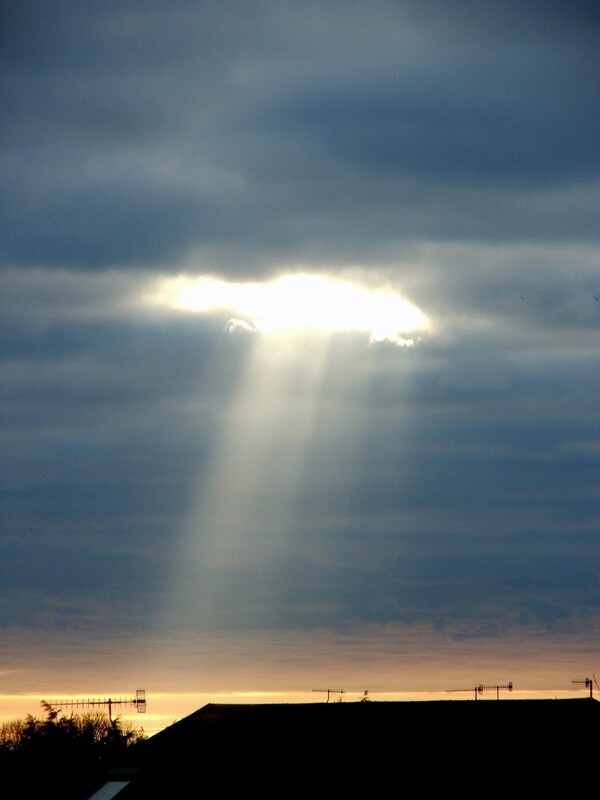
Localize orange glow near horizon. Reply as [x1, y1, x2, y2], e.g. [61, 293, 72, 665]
[3, 619, 598, 739]
[1, 687, 596, 738]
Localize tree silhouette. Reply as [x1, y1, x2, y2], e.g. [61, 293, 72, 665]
[0, 702, 146, 800]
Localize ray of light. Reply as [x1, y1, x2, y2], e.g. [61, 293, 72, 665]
[157, 331, 332, 633]
[150, 271, 430, 648]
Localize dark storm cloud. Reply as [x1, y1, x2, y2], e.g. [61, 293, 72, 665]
[1, 1, 598, 269]
[274, 69, 598, 186]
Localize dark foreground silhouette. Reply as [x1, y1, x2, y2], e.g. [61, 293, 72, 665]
[83, 698, 598, 798]
[0, 705, 145, 800]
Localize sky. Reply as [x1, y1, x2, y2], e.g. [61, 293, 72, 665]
[1, 1, 599, 735]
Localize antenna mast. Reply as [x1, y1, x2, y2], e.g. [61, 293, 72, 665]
[572, 678, 593, 698]
[446, 682, 513, 700]
[478, 682, 513, 700]
[445, 685, 483, 700]
[312, 688, 345, 703]
[44, 689, 147, 725]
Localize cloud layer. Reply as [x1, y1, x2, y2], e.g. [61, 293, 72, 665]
[1, 1, 599, 697]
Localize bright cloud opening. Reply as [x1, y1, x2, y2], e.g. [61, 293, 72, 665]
[150, 273, 429, 346]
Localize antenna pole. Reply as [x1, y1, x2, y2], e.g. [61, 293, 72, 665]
[44, 690, 147, 724]
[445, 685, 482, 700]
[446, 682, 513, 700]
[478, 682, 513, 700]
[312, 688, 344, 703]
[572, 678, 593, 698]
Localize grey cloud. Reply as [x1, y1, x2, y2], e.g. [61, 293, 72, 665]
[1, 2, 599, 680]
[1, 1, 598, 270]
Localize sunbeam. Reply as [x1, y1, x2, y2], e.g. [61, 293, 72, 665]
[158, 331, 331, 632]
[151, 271, 429, 637]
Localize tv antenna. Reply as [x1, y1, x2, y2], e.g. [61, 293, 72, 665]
[44, 689, 147, 725]
[446, 682, 513, 700]
[446, 685, 483, 700]
[478, 682, 513, 700]
[572, 678, 593, 698]
[312, 688, 345, 703]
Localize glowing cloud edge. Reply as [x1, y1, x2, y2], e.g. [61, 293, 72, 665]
[149, 272, 430, 346]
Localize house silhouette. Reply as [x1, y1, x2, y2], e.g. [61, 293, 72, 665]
[84, 698, 599, 797]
